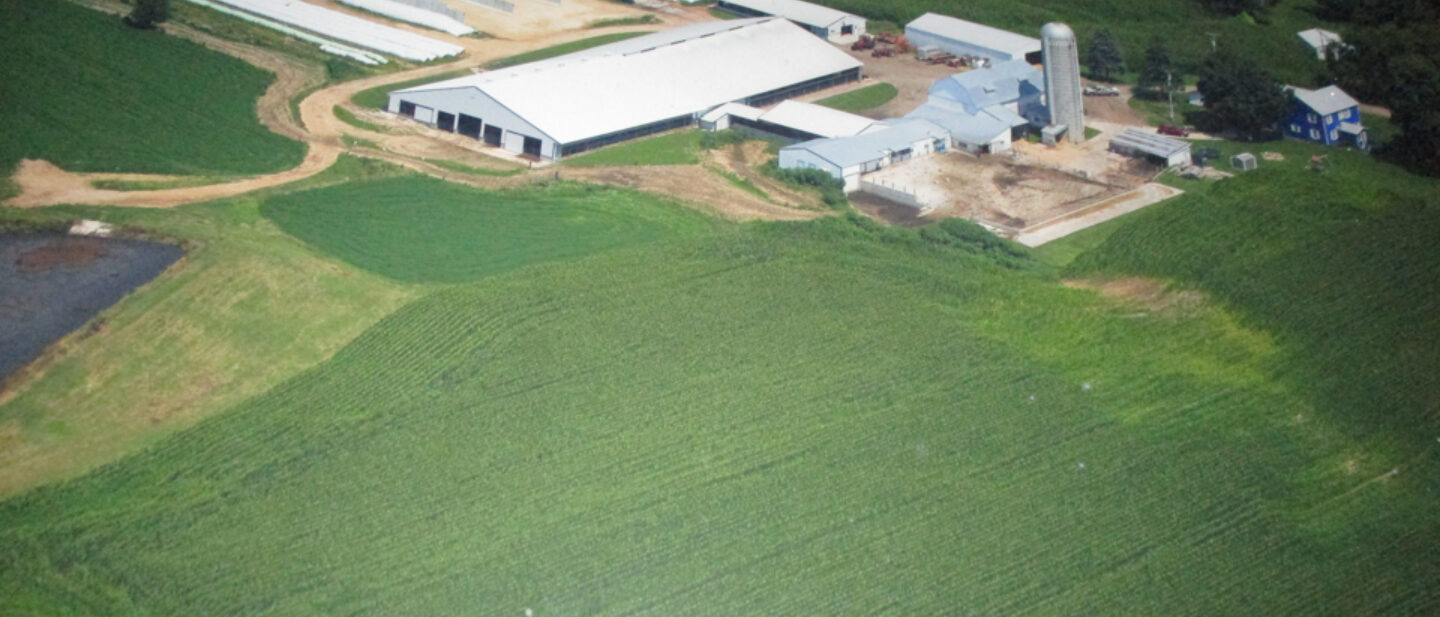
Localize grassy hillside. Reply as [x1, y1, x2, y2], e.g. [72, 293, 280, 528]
[260, 176, 714, 283]
[0, 0, 305, 175]
[0, 157, 417, 498]
[1, 206, 1436, 613]
[816, 0, 1333, 84]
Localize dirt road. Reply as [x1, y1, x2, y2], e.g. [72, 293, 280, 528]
[8, 1, 820, 220]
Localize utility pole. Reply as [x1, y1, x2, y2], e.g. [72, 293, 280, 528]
[1166, 70, 1174, 120]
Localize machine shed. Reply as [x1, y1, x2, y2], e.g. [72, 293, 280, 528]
[716, 0, 865, 42]
[904, 13, 1042, 63]
[1109, 129, 1191, 168]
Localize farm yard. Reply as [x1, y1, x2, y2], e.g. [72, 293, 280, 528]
[1, 0, 1438, 615]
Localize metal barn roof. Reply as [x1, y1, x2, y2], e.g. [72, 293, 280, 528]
[396, 18, 862, 144]
[1110, 129, 1190, 158]
[783, 119, 949, 168]
[929, 59, 1044, 113]
[720, 0, 859, 28]
[905, 13, 1041, 59]
[759, 100, 879, 138]
[1297, 28, 1342, 51]
[1291, 85, 1359, 116]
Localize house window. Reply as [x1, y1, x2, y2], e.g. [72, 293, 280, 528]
[1330, 128, 1338, 141]
[1290, 123, 1301, 133]
[1309, 128, 1321, 140]
[1308, 113, 1318, 123]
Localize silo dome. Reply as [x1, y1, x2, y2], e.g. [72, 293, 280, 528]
[1040, 22, 1075, 41]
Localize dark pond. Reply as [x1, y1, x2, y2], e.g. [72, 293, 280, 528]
[0, 233, 184, 380]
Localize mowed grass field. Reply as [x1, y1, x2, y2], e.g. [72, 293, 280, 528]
[0, 0, 305, 175]
[815, 0, 1334, 84]
[3, 157, 1438, 614]
[261, 176, 714, 283]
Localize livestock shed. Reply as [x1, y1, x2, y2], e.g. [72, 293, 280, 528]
[779, 119, 951, 191]
[387, 18, 862, 161]
[715, 0, 865, 42]
[704, 100, 881, 141]
[904, 13, 1042, 63]
[1109, 129, 1190, 168]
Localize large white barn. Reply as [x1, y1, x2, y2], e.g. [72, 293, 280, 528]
[904, 13, 1042, 63]
[715, 0, 866, 43]
[387, 18, 862, 161]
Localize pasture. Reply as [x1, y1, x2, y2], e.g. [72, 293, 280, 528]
[561, 130, 705, 168]
[260, 176, 713, 283]
[0, 0, 305, 175]
[814, 0, 1335, 84]
[815, 82, 900, 114]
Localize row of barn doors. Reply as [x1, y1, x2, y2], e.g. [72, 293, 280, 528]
[399, 100, 542, 157]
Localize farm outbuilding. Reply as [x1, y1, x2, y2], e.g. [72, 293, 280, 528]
[904, 13, 1042, 64]
[1231, 152, 1257, 171]
[715, 0, 865, 42]
[1108, 129, 1191, 168]
[779, 119, 951, 191]
[703, 100, 881, 141]
[387, 18, 862, 161]
[903, 59, 1045, 154]
[1297, 28, 1343, 60]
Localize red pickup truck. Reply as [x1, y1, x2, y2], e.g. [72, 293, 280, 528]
[1157, 124, 1192, 137]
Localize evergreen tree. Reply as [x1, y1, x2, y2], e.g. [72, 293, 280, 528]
[1136, 39, 1176, 100]
[1085, 29, 1125, 82]
[1197, 50, 1289, 140]
[124, 0, 169, 30]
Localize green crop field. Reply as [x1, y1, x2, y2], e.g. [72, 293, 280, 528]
[260, 176, 713, 283]
[815, 83, 899, 114]
[0, 0, 305, 175]
[561, 130, 704, 167]
[4, 158, 1439, 612]
[815, 0, 1335, 84]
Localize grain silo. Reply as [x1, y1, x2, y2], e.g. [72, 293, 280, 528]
[1041, 22, 1084, 143]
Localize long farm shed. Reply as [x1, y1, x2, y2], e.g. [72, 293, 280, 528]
[389, 18, 862, 160]
[715, 0, 865, 42]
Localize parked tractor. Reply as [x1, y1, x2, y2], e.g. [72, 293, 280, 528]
[851, 35, 874, 51]
[871, 45, 895, 58]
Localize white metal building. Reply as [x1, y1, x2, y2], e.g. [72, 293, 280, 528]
[702, 99, 881, 140]
[1108, 129, 1191, 168]
[1297, 28, 1343, 60]
[715, 0, 865, 42]
[904, 13, 1042, 63]
[387, 18, 862, 160]
[779, 119, 951, 191]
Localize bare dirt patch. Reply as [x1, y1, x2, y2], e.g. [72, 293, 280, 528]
[1063, 277, 1207, 316]
[863, 153, 1115, 228]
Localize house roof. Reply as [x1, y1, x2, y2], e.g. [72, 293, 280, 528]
[1291, 85, 1360, 116]
[1110, 129, 1190, 158]
[1297, 28, 1342, 50]
[758, 100, 880, 138]
[393, 18, 861, 144]
[905, 12, 1041, 59]
[783, 119, 949, 168]
[719, 0, 860, 28]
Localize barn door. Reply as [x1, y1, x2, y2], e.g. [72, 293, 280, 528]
[436, 111, 455, 132]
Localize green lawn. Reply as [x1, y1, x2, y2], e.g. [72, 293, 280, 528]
[814, 0, 1335, 85]
[485, 31, 652, 69]
[562, 130, 704, 167]
[814, 83, 899, 114]
[260, 175, 714, 283]
[0, 0, 305, 175]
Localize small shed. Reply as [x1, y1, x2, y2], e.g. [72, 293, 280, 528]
[1108, 129, 1191, 168]
[1231, 152, 1257, 171]
[1297, 28, 1343, 60]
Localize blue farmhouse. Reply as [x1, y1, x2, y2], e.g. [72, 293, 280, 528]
[1286, 85, 1367, 149]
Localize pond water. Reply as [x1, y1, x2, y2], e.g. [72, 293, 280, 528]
[0, 233, 184, 380]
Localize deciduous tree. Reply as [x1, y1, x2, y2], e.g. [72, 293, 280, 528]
[124, 0, 169, 30]
[1197, 50, 1289, 140]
